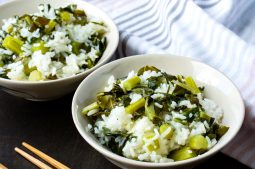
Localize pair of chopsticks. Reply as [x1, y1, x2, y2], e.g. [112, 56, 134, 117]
[15, 142, 70, 169]
[0, 163, 8, 169]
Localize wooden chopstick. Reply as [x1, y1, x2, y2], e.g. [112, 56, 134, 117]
[22, 142, 70, 169]
[14, 147, 53, 169]
[0, 163, 8, 169]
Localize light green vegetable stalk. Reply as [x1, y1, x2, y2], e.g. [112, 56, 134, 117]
[71, 41, 81, 55]
[44, 20, 56, 33]
[60, 11, 71, 22]
[123, 76, 141, 91]
[159, 123, 174, 139]
[97, 93, 113, 109]
[216, 125, 229, 138]
[125, 98, 145, 114]
[176, 76, 200, 94]
[189, 135, 208, 150]
[2, 36, 24, 55]
[145, 98, 156, 121]
[199, 111, 211, 122]
[32, 41, 49, 54]
[143, 132, 160, 151]
[28, 70, 43, 81]
[169, 147, 197, 161]
[82, 102, 99, 115]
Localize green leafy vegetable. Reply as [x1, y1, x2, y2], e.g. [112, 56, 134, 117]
[145, 97, 156, 121]
[137, 65, 160, 76]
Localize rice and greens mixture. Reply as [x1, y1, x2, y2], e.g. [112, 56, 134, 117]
[0, 4, 107, 81]
[82, 66, 229, 163]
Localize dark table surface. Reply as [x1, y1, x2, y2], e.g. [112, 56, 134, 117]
[0, 90, 251, 169]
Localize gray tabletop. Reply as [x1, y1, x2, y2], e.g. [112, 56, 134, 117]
[0, 90, 250, 169]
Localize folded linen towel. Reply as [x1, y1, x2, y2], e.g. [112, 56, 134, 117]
[88, 0, 255, 168]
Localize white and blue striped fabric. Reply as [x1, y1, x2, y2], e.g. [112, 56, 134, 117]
[87, 0, 255, 168]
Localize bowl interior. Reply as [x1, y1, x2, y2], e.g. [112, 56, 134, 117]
[72, 54, 244, 166]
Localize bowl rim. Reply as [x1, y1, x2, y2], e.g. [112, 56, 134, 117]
[72, 54, 245, 167]
[0, 0, 119, 85]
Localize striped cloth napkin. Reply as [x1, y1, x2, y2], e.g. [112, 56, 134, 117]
[87, 0, 255, 168]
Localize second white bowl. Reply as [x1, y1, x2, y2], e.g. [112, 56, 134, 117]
[72, 54, 244, 169]
[0, 0, 119, 101]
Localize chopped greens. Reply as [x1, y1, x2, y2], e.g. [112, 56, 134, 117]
[82, 66, 229, 163]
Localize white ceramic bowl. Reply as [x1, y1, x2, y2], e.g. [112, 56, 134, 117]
[72, 54, 244, 169]
[0, 0, 119, 101]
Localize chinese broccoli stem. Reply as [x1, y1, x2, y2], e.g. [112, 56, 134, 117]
[145, 98, 156, 121]
[189, 135, 208, 150]
[82, 102, 99, 115]
[169, 147, 197, 161]
[159, 123, 174, 139]
[123, 76, 141, 91]
[2, 36, 24, 55]
[32, 41, 49, 54]
[44, 20, 57, 33]
[125, 98, 145, 114]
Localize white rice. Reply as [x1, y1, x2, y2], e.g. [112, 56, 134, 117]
[101, 106, 133, 132]
[174, 127, 190, 145]
[104, 75, 115, 92]
[6, 61, 26, 80]
[154, 102, 163, 108]
[121, 117, 176, 162]
[0, 48, 13, 55]
[62, 54, 80, 77]
[129, 93, 142, 104]
[21, 42, 32, 57]
[67, 23, 107, 43]
[2, 17, 17, 32]
[178, 100, 196, 108]
[28, 51, 56, 78]
[189, 121, 207, 136]
[87, 109, 99, 116]
[172, 111, 186, 120]
[155, 83, 169, 93]
[37, 4, 56, 19]
[45, 31, 72, 53]
[206, 136, 217, 149]
[197, 93, 223, 122]
[164, 114, 171, 121]
[139, 70, 162, 84]
[151, 93, 165, 99]
[170, 101, 177, 109]
[20, 28, 40, 41]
